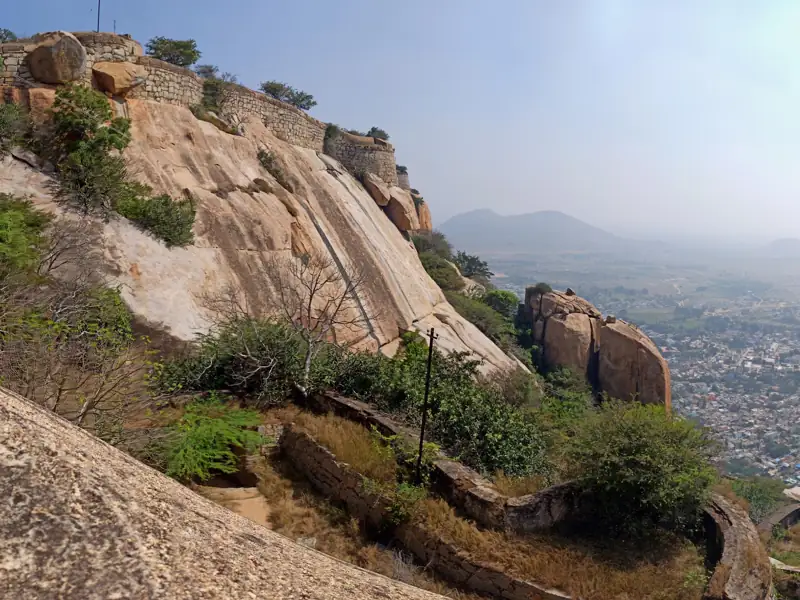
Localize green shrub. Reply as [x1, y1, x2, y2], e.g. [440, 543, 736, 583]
[0, 194, 51, 277]
[730, 477, 786, 524]
[454, 250, 493, 280]
[411, 230, 452, 260]
[116, 192, 195, 247]
[483, 289, 519, 320]
[0, 102, 28, 153]
[154, 317, 305, 404]
[166, 394, 264, 482]
[444, 290, 514, 346]
[0, 28, 17, 43]
[259, 81, 317, 111]
[419, 252, 463, 291]
[257, 149, 292, 190]
[529, 282, 553, 296]
[566, 400, 717, 531]
[396, 165, 408, 175]
[145, 37, 201, 67]
[366, 126, 389, 141]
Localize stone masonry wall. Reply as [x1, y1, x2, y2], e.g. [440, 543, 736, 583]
[129, 56, 203, 107]
[326, 132, 399, 186]
[280, 425, 570, 600]
[396, 170, 411, 191]
[217, 83, 326, 151]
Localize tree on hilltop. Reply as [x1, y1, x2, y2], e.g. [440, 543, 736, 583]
[259, 81, 317, 111]
[146, 37, 201, 67]
[366, 126, 389, 141]
[0, 29, 17, 43]
[194, 64, 238, 83]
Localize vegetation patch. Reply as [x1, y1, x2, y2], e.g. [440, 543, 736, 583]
[257, 149, 293, 191]
[165, 393, 264, 482]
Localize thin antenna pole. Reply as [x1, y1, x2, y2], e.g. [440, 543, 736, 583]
[113, 19, 116, 34]
[415, 327, 438, 484]
[96, 0, 101, 32]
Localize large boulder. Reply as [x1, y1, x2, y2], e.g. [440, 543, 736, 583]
[416, 199, 432, 232]
[598, 320, 671, 405]
[27, 31, 87, 84]
[0, 387, 446, 600]
[362, 172, 390, 206]
[543, 312, 593, 377]
[385, 188, 420, 232]
[526, 289, 670, 407]
[92, 61, 147, 96]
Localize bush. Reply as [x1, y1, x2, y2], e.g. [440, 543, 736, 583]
[454, 250, 493, 280]
[396, 165, 408, 175]
[411, 230, 452, 260]
[0, 28, 17, 43]
[0, 102, 28, 153]
[154, 317, 306, 405]
[259, 81, 317, 111]
[566, 400, 717, 531]
[0, 194, 51, 277]
[165, 394, 264, 482]
[730, 477, 787, 524]
[529, 282, 553, 296]
[366, 126, 389, 141]
[483, 289, 519, 320]
[444, 290, 514, 346]
[257, 149, 292, 190]
[419, 252, 463, 291]
[481, 366, 543, 410]
[145, 37, 201, 67]
[116, 192, 195, 247]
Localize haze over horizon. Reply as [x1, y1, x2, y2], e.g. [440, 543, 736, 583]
[7, 1, 800, 240]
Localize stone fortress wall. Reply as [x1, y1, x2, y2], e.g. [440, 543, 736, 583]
[0, 31, 399, 183]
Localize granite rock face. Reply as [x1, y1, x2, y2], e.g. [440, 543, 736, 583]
[0, 98, 518, 374]
[416, 198, 433, 232]
[28, 31, 87, 84]
[385, 187, 421, 232]
[526, 289, 671, 407]
[0, 387, 447, 600]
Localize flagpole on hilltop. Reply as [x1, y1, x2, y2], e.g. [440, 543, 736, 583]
[96, 0, 101, 32]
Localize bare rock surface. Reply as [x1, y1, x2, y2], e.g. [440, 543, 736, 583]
[385, 187, 421, 232]
[92, 61, 147, 96]
[362, 171, 390, 206]
[526, 289, 671, 406]
[0, 98, 517, 373]
[28, 31, 87, 84]
[0, 387, 447, 600]
[416, 199, 433, 231]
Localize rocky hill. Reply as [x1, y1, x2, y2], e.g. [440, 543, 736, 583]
[523, 288, 671, 407]
[0, 31, 517, 373]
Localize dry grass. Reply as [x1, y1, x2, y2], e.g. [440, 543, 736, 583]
[292, 411, 397, 483]
[414, 498, 706, 600]
[713, 480, 750, 514]
[253, 443, 482, 600]
[770, 523, 800, 567]
[492, 471, 547, 497]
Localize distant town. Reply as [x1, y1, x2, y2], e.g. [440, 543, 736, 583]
[583, 288, 800, 484]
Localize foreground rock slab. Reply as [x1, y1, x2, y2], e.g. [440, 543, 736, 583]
[0, 387, 447, 600]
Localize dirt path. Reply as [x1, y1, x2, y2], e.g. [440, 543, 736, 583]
[195, 485, 270, 526]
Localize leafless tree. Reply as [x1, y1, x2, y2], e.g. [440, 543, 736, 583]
[267, 250, 372, 395]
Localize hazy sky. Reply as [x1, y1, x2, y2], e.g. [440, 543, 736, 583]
[6, 1, 800, 240]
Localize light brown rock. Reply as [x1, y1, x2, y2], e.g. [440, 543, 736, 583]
[385, 187, 420, 231]
[598, 320, 671, 407]
[28, 31, 87, 84]
[543, 312, 593, 378]
[0, 387, 447, 600]
[0, 100, 518, 374]
[416, 199, 432, 231]
[26, 87, 56, 124]
[92, 61, 147, 96]
[526, 289, 670, 407]
[362, 171, 390, 206]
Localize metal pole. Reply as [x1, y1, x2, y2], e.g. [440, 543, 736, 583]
[416, 327, 437, 484]
[96, 0, 101, 32]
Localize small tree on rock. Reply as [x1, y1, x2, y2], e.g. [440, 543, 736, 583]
[366, 126, 389, 141]
[268, 250, 370, 395]
[0, 29, 17, 43]
[146, 37, 201, 67]
[454, 250, 493, 280]
[259, 81, 317, 111]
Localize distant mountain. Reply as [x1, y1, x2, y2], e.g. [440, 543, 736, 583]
[438, 209, 635, 255]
